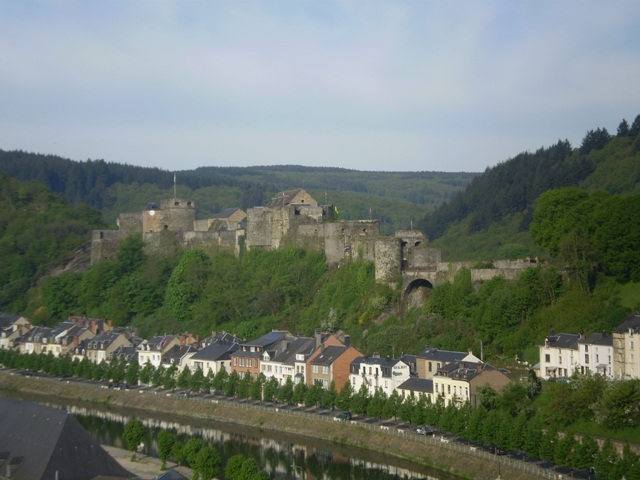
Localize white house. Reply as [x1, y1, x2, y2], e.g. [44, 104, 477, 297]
[538, 332, 580, 379]
[349, 355, 411, 397]
[577, 332, 614, 378]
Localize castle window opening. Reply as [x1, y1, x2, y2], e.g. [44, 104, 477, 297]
[415, 241, 422, 247]
[174, 201, 179, 206]
[163, 225, 168, 230]
[187, 201, 192, 207]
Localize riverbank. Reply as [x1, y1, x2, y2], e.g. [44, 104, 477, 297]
[102, 445, 193, 480]
[0, 370, 549, 480]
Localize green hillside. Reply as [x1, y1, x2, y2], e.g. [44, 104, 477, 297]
[422, 114, 640, 260]
[0, 151, 476, 235]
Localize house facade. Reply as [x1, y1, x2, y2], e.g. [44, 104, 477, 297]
[433, 360, 511, 407]
[137, 335, 180, 368]
[231, 331, 294, 379]
[577, 332, 614, 378]
[538, 332, 580, 380]
[308, 343, 363, 391]
[415, 346, 479, 380]
[349, 355, 411, 397]
[613, 314, 640, 380]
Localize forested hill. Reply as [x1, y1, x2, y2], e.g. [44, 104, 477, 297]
[0, 150, 475, 234]
[419, 115, 640, 259]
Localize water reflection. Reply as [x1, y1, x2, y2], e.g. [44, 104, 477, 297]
[65, 404, 457, 480]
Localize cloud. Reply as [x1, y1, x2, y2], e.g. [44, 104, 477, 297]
[1, 0, 639, 172]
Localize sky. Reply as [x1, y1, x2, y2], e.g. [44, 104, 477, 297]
[1, 1, 639, 173]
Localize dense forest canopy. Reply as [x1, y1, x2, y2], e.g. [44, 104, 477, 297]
[421, 114, 640, 260]
[0, 150, 475, 235]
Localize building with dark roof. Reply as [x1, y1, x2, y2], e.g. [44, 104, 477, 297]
[613, 314, 640, 380]
[0, 397, 134, 480]
[538, 332, 580, 379]
[231, 331, 294, 379]
[349, 355, 411, 397]
[415, 346, 481, 379]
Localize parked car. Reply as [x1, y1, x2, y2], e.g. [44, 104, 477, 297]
[333, 411, 352, 421]
[416, 426, 434, 436]
[489, 446, 507, 455]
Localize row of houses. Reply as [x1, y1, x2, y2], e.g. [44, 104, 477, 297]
[538, 314, 640, 380]
[0, 312, 511, 408]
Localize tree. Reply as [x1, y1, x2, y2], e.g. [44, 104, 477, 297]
[123, 419, 147, 461]
[225, 454, 246, 480]
[184, 438, 204, 468]
[139, 362, 154, 385]
[335, 380, 353, 412]
[190, 366, 205, 393]
[591, 379, 640, 429]
[277, 377, 294, 404]
[580, 127, 611, 154]
[125, 361, 140, 386]
[193, 445, 221, 480]
[212, 366, 228, 393]
[177, 366, 192, 390]
[630, 114, 640, 137]
[617, 118, 630, 136]
[366, 388, 386, 419]
[164, 249, 212, 323]
[157, 430, 175, 470]
[292, 381, 307, 405]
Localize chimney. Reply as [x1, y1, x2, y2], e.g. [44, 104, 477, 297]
[344, 335, 350, 347]
[73, 335, 79, 347]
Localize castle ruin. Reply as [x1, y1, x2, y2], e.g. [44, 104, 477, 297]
[91, 188, 535, 290]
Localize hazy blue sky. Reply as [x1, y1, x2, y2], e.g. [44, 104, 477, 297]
[1, 0, 639, 173]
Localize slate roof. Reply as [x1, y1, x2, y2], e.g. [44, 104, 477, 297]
[579, 332, 613, 347]
[542, 333, 580, 350]
[0, 312, 23, 328]
[241, 331, 289, 349]
[265, 188, 313, 208]
[614, 314, 640, 334]
[190, 341, 239, 362]
[211, 207, 243, 219]
[397, 377, 433, 394]
[0, 397, 134, 480]
[162, 345, 196, 364]
[311, 345, 347, 366]
[270, 337, 315, 365]
[416, 346, 467, 363]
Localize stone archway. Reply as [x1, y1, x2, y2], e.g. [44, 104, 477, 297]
[403, 278, 434, 309]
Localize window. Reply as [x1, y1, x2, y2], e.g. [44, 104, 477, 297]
[428, 362, 432, 372]
[585, 354, 589, 364]
[312, 365, 318, 374]
[585, 345, 589, 352]
[322, 366, 329, 374]
[545, 354, 550, 363]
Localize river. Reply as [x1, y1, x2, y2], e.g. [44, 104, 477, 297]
[4, 391, 462, 480]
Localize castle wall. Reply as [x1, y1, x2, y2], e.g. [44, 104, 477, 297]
[91, 230, 127, 263]
[117, 212, 142, 234]
[374, 238, 402, 282]
[142, 202, 195, 233]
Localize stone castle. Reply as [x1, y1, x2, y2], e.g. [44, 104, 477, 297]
[91, 188, 536, 291]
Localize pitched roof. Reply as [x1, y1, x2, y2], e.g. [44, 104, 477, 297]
[270, 337, 315, 364]
[265, 188, 315, 208]
[416, 346, 467, 363]
[542, 333, 580, 349]
[614, 314, 640, 334]
[310, 345, 348, 366]
[579, 332, 613, 347]
[0, 397, 134, 480]
[0, 312, 22, 328]
[210, 207, 244, 219]
[190, 341, 239, 362]
[397, 377, 433, 394]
